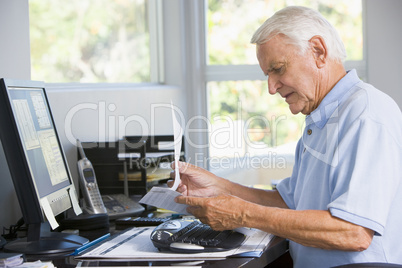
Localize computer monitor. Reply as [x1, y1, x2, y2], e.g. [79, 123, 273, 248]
[0, 78, 88, 255]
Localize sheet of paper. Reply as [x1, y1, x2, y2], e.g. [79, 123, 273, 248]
[140, 187, 189, 215]
[40, 197, 58, 229]
[171, 101, 183, 191]
[76, 227, 274, 261]
[140, 102, 186, 213]
[68, 188, 83, 215]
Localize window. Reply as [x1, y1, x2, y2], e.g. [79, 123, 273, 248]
[29, 0, 152, 83]
[208, 80, 303, 158]
[205, 0, 363, 182]
[207, 0, 363, 65]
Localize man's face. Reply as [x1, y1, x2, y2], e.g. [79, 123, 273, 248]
[256, 35, 321, 115]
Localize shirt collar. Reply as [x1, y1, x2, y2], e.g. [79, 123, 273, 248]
[306, 69, 361, 129]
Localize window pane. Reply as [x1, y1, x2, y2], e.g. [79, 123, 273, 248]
[207, 0, 362, 65]
[29, 0, 150, 83]
[208, 81, 304, 158]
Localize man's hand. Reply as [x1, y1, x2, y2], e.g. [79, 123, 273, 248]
[168, 161, 229, 197]
[175, 194, 250, 231]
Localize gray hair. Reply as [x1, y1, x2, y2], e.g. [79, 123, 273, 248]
[250, 6, 347, 62]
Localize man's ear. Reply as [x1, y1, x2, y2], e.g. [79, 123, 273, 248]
[309, 35, 327, 68]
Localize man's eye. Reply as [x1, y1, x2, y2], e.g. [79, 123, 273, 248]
[268, 66, 284, 74]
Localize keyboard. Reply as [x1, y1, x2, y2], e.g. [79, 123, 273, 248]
[115, 216, 172, 230]
[150, 219, 246, 253]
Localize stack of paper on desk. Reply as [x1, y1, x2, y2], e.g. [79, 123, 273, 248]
[75, 227, 274, 261]
[0, 253, 24, 267]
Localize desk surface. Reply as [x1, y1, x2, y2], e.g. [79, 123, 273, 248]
[45, 236, 288, 268]
[3, 210, 288, 267]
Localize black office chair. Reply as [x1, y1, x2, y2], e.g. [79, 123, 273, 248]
[333, 263, 402, 268]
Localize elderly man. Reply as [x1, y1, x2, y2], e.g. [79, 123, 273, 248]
[173, 6, 402, 267]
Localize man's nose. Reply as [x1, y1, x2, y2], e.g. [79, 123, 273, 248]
[268, 75, 281, 95]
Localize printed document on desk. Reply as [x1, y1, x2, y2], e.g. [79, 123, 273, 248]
[75, 227, 274, 261]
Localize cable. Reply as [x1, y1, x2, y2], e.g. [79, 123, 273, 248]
[1, 217, 25, 240]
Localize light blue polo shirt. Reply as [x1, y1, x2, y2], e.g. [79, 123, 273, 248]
[276, 69, 402, 267]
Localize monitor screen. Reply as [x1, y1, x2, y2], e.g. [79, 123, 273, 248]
[0, 78, 86, 255]
[11, 88, 70, 197]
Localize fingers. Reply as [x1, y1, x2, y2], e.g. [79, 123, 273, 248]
[176, 195, 247, 231]
[175, 195, 202, 205]
[167, 180, 187, 194]
[167, 179, 173, 188]
[171, 161, 193, 173]
[175, 196, 204, 219]
[172, 161, 217, 182]
[175, 195, 235, 231]
[170, 161, 224, 198]
[172, 161, 209, 175]
[170, 161, 191, 182]
[177, 184, 187, 194]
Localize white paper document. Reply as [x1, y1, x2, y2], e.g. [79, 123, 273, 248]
[140, 102, 187, 214]
[170, 101, 183, 191]
[139, 186, 189, 214]
[40, 197, 58, 229]
[75, 227, 274, 261]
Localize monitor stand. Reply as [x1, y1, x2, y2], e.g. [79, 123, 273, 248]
[3, 222, 88, 256]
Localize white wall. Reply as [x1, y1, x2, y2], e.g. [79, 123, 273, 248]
[366, 0, 402, 110]
[46, 84, 184, 188]
[0, 0, 31, 232]
[0, 1, 31, 79]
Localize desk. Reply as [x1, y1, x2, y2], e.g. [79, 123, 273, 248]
[42, 236, 288, 268]
[3, 210, 289, 267]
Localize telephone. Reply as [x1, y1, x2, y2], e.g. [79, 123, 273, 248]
[100, 193, 145, 219]
[77, 140, 145, 219]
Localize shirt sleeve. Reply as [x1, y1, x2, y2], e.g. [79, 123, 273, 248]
[327, 118, 402, 236]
